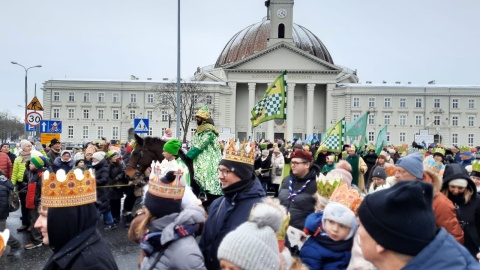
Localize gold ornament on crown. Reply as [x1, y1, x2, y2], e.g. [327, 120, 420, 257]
[329, 183, 363, 215]
[148, 161, 185, 200]
[223, 138, 255, 165]
[41, 169, 97, 208]
[316, 174, 342, 198]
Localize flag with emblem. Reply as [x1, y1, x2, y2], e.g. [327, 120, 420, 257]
[251, 71, 287, 128]
[346, 112, 369, 138]
[315, 118, 345, 158]
[375, 126, 388, 155]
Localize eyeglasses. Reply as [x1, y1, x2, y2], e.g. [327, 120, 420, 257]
[291, 161, 307, 166]
[218, 169, 231, 177]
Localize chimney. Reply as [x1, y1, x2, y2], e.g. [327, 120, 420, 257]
[395, 81, 401, 84]
[428, 80, 435, 84]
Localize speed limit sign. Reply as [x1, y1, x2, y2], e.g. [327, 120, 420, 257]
[26, 111, 42, 126]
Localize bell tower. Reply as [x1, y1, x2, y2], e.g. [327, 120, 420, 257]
[267, 0, 294, 46]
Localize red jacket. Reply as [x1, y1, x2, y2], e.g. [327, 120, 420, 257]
[0, 152, 12, 179]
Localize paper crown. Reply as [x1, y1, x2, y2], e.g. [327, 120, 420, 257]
[329, 183, 363, 215]
[423, 156, 444, 174]
[223, 138, 255, 165]
[433, 148, 445, 156]
[326, 155, 335, 162]
[148, 161, 185, 200]
[316, 174, 342, 198]
[0, 229, 8, 257]
[460, 146, 471, 152]
[42, 169, 97, 208]
[472, 161, 480, 173]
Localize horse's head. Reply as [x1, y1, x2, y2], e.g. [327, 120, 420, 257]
[125, 134, 165, 179]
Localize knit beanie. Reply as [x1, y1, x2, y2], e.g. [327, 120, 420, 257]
[395, 152, 424, 180]
[371, 166, 387, 180]
[92, 151, 105, 162]
[163, 139, 181, 156]
[218, 199, 285, 270]
[219, 159, 254, 180]
[144, 171, 182, 218]
[322, 202, 358, 240]
[20, 139, 32, 150]
[31, 156, 47, 168]
[358, 181, 436, 256]
[74, 153, 84, 162]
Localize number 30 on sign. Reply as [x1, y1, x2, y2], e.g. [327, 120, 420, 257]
[26, 111, 42, 126]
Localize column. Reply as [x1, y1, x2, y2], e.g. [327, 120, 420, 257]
[325, 83, 335, 127]
[306, 83, 315, 138]
[286, 83, 296, 141]
[228, 81, 237, 135]
[248, 83, 256, 140]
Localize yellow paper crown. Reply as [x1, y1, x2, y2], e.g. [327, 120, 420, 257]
[329, 183, 363, 215]
[433, 148, 445, 156]
[460, 146, 471, 152]
[148, 173, 185, 200]
[472, 161, 480, 173]
[42, 169, 97, 208]
[316, 173, 342, 198]
[224, 138, 255, 165]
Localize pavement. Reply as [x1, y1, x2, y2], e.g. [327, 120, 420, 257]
[0, 209, 139, 270]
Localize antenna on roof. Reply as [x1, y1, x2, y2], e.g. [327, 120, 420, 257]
[428, 80, 435, 84]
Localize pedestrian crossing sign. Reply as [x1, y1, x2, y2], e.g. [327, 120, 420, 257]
[134, 118, 149, 134]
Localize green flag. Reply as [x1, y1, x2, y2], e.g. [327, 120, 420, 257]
[315, 118, 345, 158]
[346, 112, 369, 138]
[375, 126, 388, 155]
[251, 71, 287, 128]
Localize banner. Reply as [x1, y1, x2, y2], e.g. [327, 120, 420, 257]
[315, 118, 345, 158]
[346, 112, 369, 138]
[251, 71, 287, 128]
[375, 126, 388, 155]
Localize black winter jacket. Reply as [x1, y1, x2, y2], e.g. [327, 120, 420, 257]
[52, 157, 75, 173]
[108, 161, 126, 200]
[0, 175, 14, 219]
[92, 159, 110, 214]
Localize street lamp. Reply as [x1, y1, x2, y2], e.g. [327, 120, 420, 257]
[11, 61, 42, 121]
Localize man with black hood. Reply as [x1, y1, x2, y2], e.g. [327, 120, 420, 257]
[199, 139, 265, 270]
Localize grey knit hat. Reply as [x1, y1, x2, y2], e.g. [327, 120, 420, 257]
[372, 166, 387, 180]
[395, 152, 424, 180]
[218, 198, 286, 270]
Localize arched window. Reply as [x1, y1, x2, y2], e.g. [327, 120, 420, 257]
[278, 23, 285, 38]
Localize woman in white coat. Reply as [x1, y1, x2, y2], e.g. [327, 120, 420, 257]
[270, 148, 285, 197]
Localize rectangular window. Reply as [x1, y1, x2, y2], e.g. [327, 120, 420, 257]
[368, 131, 375, 142]
[82, 126, 89, 139]
[97, 126, 104, 139]
[452, 116, 459, 126]
[468, 99, 475, 109]
[53, 92, 60, 101]
[206, 95, 213, 105]
[53, 108, 60, 119]
[368, 97, 375, 108]
[112, 127, 119, 140]
[415, 115, 423, 126]
[192, 94, 198, 104]
[452, 133, 458, 145]
[415, 98, 422, 108]
[112, 109, 119, 120]
[434, 98, 440, 108]
[112, 92, 120, 103]
[68, 108, 75, 119]
[190, 128, 196, 139]
[161, 127, 167, 135]
[399, 132, 406, 143]
[452, 98, 459, 109]
[386, 132, 390, 143]
[68, 125, 74, 139]
[434, 116, 440, 125]
[148, 127, 153, 136]
[161, 111, 168, 121]
[98, 93, 105, 103]
[130, 93, 137, 103]
[130, 110, 136, 120]
[468, 116, 475, 127]
[83, 92, 90, 102]
[384, 97, 391, 108]
[69, 92, 75, 102]
[352, 114, 360, 121]
[83, 109, 89, 119]
[98, 109, 104, 120]
[147, 93, 154, 104]
[146, 110, 153, 120]
[368, 114, 375, 125]
[399, 98, 406, 108]
[160, 94, 168, 104]
[353, 97, 360, 107]
[468, 134, 474, 146]
[399, 114, 406, 126]
[384, 114, 391, 125]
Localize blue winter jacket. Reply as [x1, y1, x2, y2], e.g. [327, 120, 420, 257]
[199, 176, 265, 270]
[300, 211, 352, 270]
[403, 228, 479, 269]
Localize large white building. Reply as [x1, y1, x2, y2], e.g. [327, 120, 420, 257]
[42, 0, 480, 146]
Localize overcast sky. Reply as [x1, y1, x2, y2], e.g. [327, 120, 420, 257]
[2, 0, 479, 119]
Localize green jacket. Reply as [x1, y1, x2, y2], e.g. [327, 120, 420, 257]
[12, 156, 28, 185]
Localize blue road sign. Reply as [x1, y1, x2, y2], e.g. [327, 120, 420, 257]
[25, 123, 36, 132]
[39, 120, 62, 134]
[134, 118, 149, 134]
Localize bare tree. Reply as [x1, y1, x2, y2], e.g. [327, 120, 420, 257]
[153, 81, 216, 142]
[0, 111, 25, 142]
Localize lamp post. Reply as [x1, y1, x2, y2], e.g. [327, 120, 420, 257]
[176, 0, 181, 139]
[11, 61, 42, 121]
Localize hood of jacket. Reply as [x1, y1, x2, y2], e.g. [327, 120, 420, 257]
[53, 157, 75, 167]
[441, 165, 476, 194]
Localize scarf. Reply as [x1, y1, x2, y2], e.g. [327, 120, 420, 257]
[20, 150, 32, 163]
[195, 122, 219, 136]
[222, 174, 254, 196]
[140, 223, 199, 256]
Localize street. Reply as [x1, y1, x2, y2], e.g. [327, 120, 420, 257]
[0, 209, 139, 270]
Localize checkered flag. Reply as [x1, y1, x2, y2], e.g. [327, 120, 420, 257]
[251, 71, 287, 128]
[316, 118, 345, 156]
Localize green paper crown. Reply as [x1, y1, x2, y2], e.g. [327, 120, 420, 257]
[316, 178, 341, 198]
[434, 148, 445, 156]
[460, 146, 471, 152]
[472, 161, 480, 173]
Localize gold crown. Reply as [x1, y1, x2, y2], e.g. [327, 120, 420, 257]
[42, 169, 97, 208]
[148, 172, 185, 200]
[329, 184, 363, 215]
[224, 138, 255, 165]
[433, 148, 445, 156]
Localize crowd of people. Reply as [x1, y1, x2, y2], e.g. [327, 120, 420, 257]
[1, 111, 480, 269]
